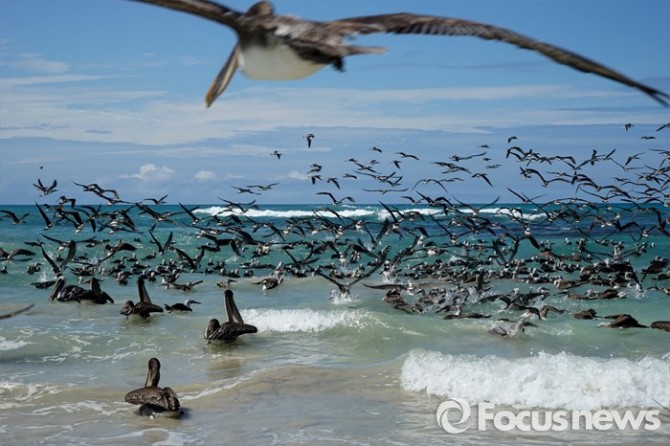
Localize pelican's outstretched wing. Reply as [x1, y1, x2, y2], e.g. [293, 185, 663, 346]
[224, 290, 244, 324]
[206, 43, 240, 107]
[124, 386, 180, 411]
[129, 0, 242, 26]
[137, 276, 152, 304]
[323, 13, 668, 106]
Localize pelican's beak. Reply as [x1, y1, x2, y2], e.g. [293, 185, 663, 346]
[205, 43, 240, 107]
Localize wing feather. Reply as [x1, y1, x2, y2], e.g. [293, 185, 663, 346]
[130, 0, 241, 26]
[125, 386, 180, 411]
[324, 14, 668, 105]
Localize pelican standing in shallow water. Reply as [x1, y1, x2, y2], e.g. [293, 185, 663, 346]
[124, 358, 182, 418]
[120, 276, 164, 319]
[129, 0, 669, 107]
[204, 289, 258, 343]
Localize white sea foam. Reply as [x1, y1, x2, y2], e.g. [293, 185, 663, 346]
[192, 204, 553, 225]
[401, 349, 670, 410]
[195, 206, 380, 220]
[0, 337, 29, 350]
[32, 400, 118, 416]
[243, 308, 378, 333]
[0, 381, 66, 408]
[99, 428, 198, 446]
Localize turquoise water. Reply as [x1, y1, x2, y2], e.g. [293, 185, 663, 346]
[1, 202, 669, 445]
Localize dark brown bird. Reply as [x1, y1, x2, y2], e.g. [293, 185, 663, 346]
[129, 0, 668, 107]
[598, 314, 647, 328]
[120, 276, 164, 319]
[33, 179, 58, 196]
[573, 308, 597, 320]
[204, 289, 257, 343]
[650, 321, 670, 332]
[124, 358, 182, 418]
[303, 133, 315, 148]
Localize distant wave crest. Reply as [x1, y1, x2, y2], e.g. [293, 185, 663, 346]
[243, 308, 378, 333]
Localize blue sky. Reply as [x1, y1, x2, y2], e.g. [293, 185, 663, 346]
[1, 0, 669, 205]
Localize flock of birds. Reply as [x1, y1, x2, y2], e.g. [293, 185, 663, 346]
[2, 123, 670, 417]
[5, 0, 670, 418]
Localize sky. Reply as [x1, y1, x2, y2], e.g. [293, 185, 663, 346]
[1, 0, 669, 205]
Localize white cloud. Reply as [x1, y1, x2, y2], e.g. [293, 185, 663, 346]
[9, 53, 70, 74]
[122, 163, 175, 182]
[3, 75, 661, 147]
[286, 170, 309, 181]
[195, 170, 217, 182]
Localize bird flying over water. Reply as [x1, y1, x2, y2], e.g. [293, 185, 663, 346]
[129, 0, 668, 107]
[33, 179, 58, 196]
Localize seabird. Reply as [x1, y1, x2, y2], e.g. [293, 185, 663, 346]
[48, 276, 89, 302]
[303, 133, 315, 148]
[0, 247, 36, 261]
[124, 358, 182, 418]
[598, 314, 647, 328]
[443, 304, 490, 319]
[164, 298, 201, 312]
[0, 209, 30, 224]
[120, 276, 164, 319]
[129, 0, 669, 107]
[77, 277, 115, 304]
[573, 308, 598, 319]
[204, 289, 257, 343]
[650, 321, 670, 332]
[216, 278, 236, 288]
[33, 179, 58, 196]
[253, 275, 283, 292]
[489, 310, 536, 337]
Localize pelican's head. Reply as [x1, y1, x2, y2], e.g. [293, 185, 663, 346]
[204, 318, 221, 340]
[248, 1, 274, 16]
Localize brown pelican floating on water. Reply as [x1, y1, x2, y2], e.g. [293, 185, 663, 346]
[650, 321, 670, 332]
[204, 289, 257, 343]
[124, 358, 182, 418]
[573, 308, 598, 320]
[598, 314, 647, 328]
[164, 299, 201, 312]
[120, 276, 164, 319]
[48, 276, 97, 303]
[76, 277, 114, 304]
[129, 0, 669, 107]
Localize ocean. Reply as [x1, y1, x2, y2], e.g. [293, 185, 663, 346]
[1, 202, 669, 445]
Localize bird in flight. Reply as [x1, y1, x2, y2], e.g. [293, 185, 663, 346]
[303, 133, 315, 148]
[129, 0, 668, 107]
